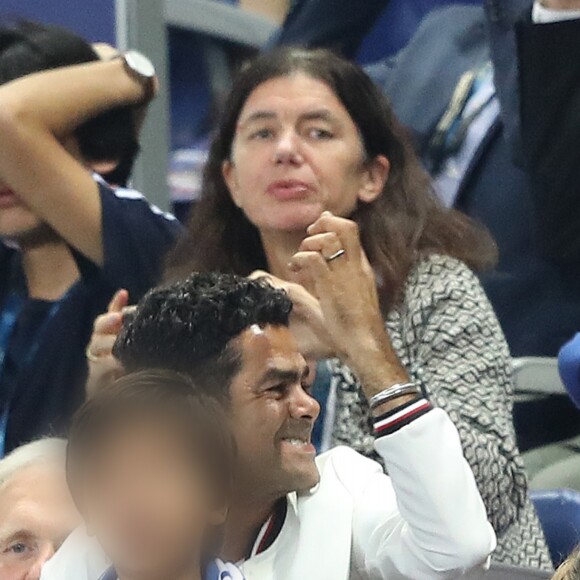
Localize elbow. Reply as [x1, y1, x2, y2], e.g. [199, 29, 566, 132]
[0, 99, 28, 137]
[429, 522, 496, 578]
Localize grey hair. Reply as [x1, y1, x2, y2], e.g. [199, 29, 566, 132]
[0, 438, 67, 489]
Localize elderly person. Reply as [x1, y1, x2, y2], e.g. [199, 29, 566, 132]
[0, 438, 78, 579]
[87, 47, 551, 569]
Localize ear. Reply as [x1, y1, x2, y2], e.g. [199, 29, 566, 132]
[89, 159, 121, 176]
[222, 159, 243, 208]
[358, 155, 390, 204]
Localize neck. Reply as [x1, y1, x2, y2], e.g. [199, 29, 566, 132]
[20, 239, 79, 300]
[222, 493, 281, 563]
[260, 229, 306, 278]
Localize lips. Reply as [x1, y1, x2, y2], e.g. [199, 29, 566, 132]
[266, 179, 313, 201]
[0, 188, 19, 209]
[279, 429, 316, 454]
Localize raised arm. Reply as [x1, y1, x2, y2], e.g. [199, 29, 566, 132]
[0, 56, 152, 265]
[289, 215, 495, 576]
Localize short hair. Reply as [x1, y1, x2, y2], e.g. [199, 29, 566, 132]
[0, 437, 66, 489]
[553, 546, 580, 580]
[0, 20, 139, 185]
[67, 370, 236, 502]
[113, 272, 293, 399]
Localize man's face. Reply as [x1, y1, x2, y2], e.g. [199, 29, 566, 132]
[0, 463, 79, 580]
[229, 324, 321, 500]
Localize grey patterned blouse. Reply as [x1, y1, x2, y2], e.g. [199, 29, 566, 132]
[327, 254, 552, 571]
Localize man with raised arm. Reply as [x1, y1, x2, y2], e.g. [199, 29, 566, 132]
[0, 22, 181, 454]
[44, 271, 495, 580]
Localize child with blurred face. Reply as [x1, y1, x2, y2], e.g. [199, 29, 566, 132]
[66, 371, 242, 580]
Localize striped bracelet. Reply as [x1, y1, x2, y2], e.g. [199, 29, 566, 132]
[373, 397, 433, 438]
[368, 382, 421, 410]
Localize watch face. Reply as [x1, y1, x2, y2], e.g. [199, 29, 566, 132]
[125, 50, 155, 78]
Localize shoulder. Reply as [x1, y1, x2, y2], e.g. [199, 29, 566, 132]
[404, 254, 488, 307]
[315, 445, 383, 493]
[94, 174, 181, 231]
[394, 254, 507, 347]
[397, 4, 485, 51]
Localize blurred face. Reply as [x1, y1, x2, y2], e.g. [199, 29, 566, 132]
[79, 420, 226, 580]
[0, 185, 44, 241]
[0, 136, 116, 241]
[0, 462, 79, 580]
[229, 324, 321, 500]
[222, 73, 388, 234]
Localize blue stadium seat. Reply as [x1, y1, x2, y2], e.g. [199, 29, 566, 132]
[531, 489, 580, 567]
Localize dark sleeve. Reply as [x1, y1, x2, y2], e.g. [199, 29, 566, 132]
[73, 180, 182, 300]
[268, 0, 390, 58]
[515, 17, 580, 265]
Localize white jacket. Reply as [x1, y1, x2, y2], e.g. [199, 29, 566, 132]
[41, 409, 495, 580]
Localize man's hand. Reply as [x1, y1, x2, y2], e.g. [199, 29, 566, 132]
[249, 271, 335, 360]
[288, 212, 410, 404]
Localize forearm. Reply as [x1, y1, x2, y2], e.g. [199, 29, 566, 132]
[343, 332, 418, 415]
[360, 410, 495, 578]
[0, 59, 144, 139]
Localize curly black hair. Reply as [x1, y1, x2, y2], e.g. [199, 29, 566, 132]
[113, 272, 293, 399]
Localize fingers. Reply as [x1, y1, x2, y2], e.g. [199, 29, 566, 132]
[94, 311, 123, 335]
[89, 334, 119, 358]
[298, 232, 343, 261]
[107, 289, 129, 314]
[289, 251, 330, 297]
[307, 211, 361, 258]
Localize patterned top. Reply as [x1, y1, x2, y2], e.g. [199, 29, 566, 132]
[328, 254, 552, 571]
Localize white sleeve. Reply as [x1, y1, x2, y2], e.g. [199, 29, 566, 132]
[351, 409, 496, 579]
[41, 528, 108, 580]
[532, 1, 580, 22]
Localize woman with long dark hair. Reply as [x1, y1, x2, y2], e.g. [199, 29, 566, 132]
[89, 48, 551, 570]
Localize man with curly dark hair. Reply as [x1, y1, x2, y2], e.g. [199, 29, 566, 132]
[45, 272, 495, 580]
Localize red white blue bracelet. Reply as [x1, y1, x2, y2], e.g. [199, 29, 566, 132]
[373, 396, 433, 438]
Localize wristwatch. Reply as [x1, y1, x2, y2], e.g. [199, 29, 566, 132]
[120, 50, 156, 102]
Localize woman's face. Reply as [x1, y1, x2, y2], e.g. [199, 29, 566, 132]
[223, 74, 389, 234]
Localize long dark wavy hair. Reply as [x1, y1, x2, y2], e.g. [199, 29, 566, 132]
[165, 48, 497, 310]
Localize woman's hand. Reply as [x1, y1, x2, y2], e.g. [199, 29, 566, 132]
[85, 289, 132, 398]
[289, 212, 409, 395]
[248, 271, 335, 360]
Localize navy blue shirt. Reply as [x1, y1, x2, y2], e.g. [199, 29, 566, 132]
[0, 179, 181, 453]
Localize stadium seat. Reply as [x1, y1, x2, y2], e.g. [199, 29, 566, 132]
[531, 489, 580, 567]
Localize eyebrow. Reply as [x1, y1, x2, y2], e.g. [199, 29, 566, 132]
[239, 108, 338, 127]
[257, 365, 309, 388]
[0, 529, 36, 546]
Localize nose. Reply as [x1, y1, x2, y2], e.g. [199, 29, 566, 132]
[289, 383, 320, 422]
[24, 543, 55, 580]
[273, 129, 303, 166]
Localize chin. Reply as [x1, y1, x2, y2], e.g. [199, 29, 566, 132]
[253, 203, 325, 233]
[0, 205, 41, 233]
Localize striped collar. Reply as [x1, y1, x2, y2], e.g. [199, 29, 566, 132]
[247, 498, 288, 559]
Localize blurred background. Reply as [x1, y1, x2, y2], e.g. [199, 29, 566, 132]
[0, 0, 479, 218]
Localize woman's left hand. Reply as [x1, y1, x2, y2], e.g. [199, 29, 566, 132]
[289, 212, 406, 387]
